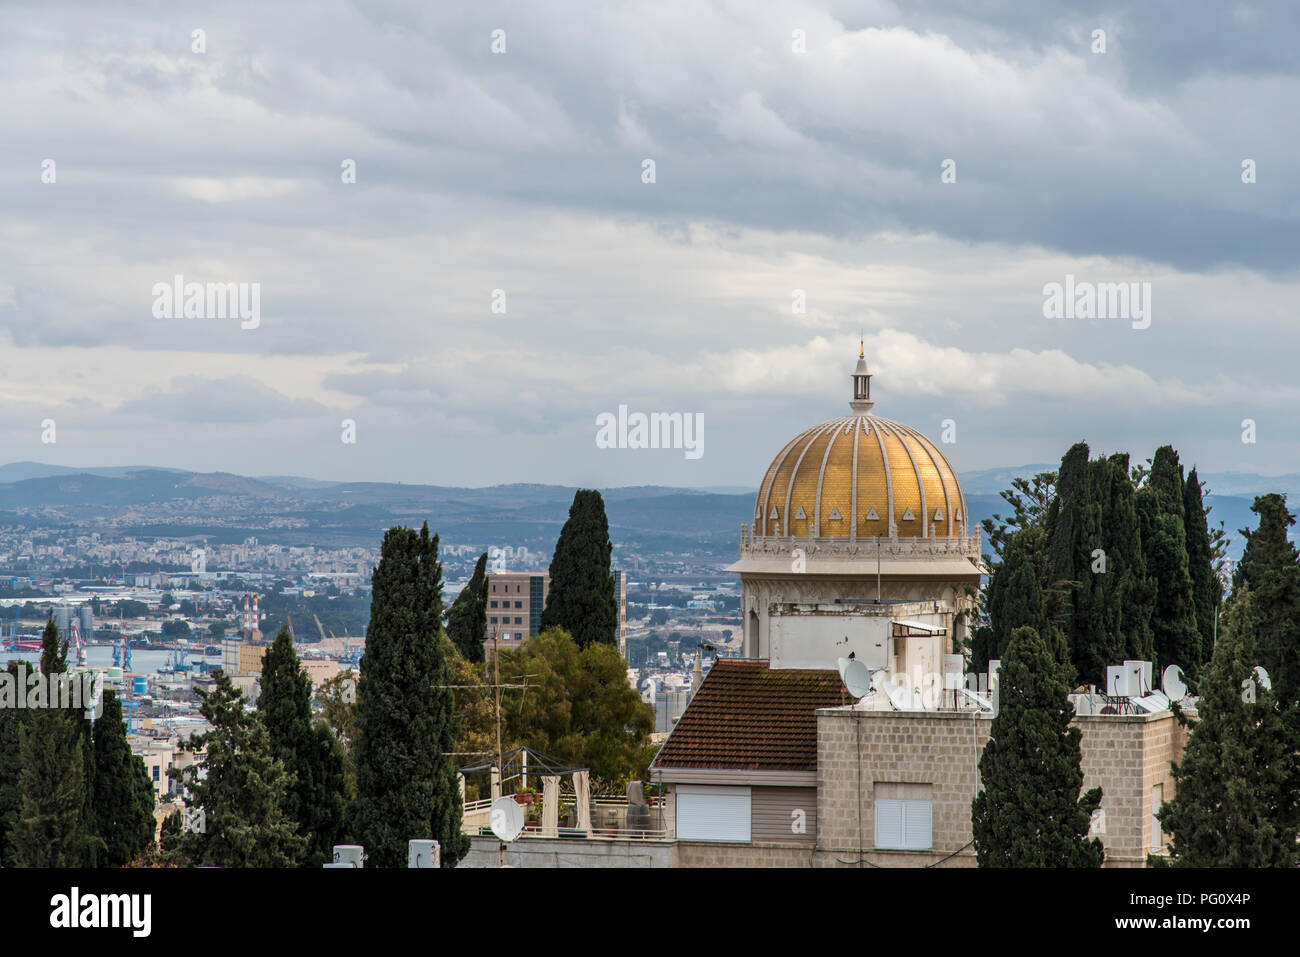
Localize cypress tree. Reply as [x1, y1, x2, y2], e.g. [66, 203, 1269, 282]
[1231, 494, 1300, 710]
[971, 625, 1104, 867]
[1092, 453, 1155, 665]
[447, 551, 488, 663]
[0, 661, 34, 865]
[9, 618, 100, 866]
[93, 690, 156, 866]
[259, 628, 348, 866]
[1183, 468, 1220, 664]
[172, 670, 305, 867]
[541, 489, 618, 649]
[1046, 442, 1109, 683]
[1157, 585, 1300, 865]
[350, 523, 469, 867]
[1137, 446, 1201, 675]
[977, 525, 1069, 675]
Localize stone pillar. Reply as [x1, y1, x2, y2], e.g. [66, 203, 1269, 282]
[573, 769, 591, 834]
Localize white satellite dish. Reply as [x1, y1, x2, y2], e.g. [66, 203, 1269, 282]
[489, 797, 524, 843]
[1255, 666, 1272, 691]
[1161, 664, 1187, 701]
[838, 657, 874, 700]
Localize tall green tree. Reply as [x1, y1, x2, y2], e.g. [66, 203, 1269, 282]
[1183, 468, 1221, 664]
[1046, 442, 1111, 683]
[92, 690, 156, 866]
[541, 490, 618, 649]
[0, 661, 34, 865]
[971, 526, 1067, 675]
[259, 628, 348, 866]
[171, 670, 305, 867]
[1136, 446, 1201, 674]
[446, 551, 488, 663]
[1231, 494, 1300, 710]
[350, 523, 469, 867]
[9, 619, 102, 867]
[1157, 586, 1300, 866]
[1092, 453, 1155, 665]
[971, 625, 1104, 867]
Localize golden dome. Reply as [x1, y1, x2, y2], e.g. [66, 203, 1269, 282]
[753, 351, 967, 540]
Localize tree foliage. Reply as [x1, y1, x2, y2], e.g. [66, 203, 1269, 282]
[1157, 585, 1300, 866]
[93, 690, 156, 866]
[258, 628, 348, 866]
[447, 552, 488, 663]
[971, 625, 1104, 867]
[171, 670, 306, 867]
[349, 523, 469, 867]
[499, 628, 655, 787]
[541, 490, 618, 649]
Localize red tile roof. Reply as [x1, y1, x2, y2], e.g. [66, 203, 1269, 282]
[651, 660, 847, 772]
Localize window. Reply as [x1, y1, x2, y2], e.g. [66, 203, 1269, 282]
[515, 633, 523, 640]
[676, 785, 752, 842]
[874, 783, 932, 850]
[515, 601, 523, 608]
[1152, 784, 1164, 851]
[152, 766, 160, 782]
[489, 617, 497, 624]
[490, 601, 498, 608]
[514, 617, 522, 624]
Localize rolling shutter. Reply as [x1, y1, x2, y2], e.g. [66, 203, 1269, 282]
[676, 785, 752, 843]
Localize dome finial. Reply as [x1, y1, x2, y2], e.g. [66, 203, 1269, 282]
[850, 343, 874, 413]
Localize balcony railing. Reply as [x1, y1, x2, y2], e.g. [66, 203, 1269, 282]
[462, 796, 670, 842]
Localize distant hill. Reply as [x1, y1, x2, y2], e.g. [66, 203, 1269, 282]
[0, 462, 1283, 562]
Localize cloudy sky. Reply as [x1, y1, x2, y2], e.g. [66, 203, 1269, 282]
[1, 1, 1297, 488]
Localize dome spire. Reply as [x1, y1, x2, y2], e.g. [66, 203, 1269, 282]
[850, 343, 874, 413]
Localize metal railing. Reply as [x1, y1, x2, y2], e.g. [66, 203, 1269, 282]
[462, 796, 670, 841]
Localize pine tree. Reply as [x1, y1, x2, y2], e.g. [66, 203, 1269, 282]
[9, 618, 101, 866]
[172, 670, 306, 867]
[258, 627, 347, 866]
[971, 625, 1104, 867]
[540, 490, 618, 649]
[1183, 468, 1221, 666]
[1231, 494, 1300, 710]
[1157, 586, 1300, 866]
[93, 690, 156, 866]
[350, 523, 469, 867]
[447, 551, 488, 663]
[1137, 446, 1201, 674]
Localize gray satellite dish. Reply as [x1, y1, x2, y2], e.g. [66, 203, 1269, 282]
[1255, 666, 1272, 691]
[838, 657, 874, 700]
[489, 797, 524, 843]
[1161, 664, 1187, 701]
